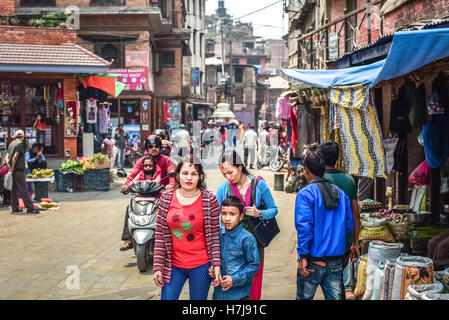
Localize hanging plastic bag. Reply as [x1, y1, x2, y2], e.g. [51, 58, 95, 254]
[4, 171, 12, 190]
[427, 91, 445, 115]
[409, 160, 429, 186]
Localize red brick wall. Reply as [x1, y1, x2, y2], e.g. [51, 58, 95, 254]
[154, 44, 183, 97]
[2, 0, 15, 16]
[0, 26, 76, 45]
[383, 0, 449, 34]
[328, 0, 384, 56]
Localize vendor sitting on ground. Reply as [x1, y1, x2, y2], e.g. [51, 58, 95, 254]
[428, 228, 449, 270]
[25, 143, 47, 171]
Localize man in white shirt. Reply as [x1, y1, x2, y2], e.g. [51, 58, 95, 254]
[258, 124, 270, 161]
[243, 125, 258, 169]
[174, 124, 190, 157]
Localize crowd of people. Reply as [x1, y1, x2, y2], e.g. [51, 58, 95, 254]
[113, 124, 365, 301]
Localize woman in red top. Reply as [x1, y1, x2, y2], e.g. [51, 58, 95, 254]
[153, 155, 221, 300]
[33, 114, 46, 145]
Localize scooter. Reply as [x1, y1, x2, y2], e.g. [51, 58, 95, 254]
[257, 145, 272, 169]
[126, 171, 174, 272]
[269, 144, 288, 172]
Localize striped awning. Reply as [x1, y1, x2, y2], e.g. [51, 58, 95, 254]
[330, 84, 387, 178]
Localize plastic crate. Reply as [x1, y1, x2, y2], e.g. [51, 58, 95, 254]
[83, 169, 110, 191]
[55, 170, 74, 192]
[34, 181, 49, 202]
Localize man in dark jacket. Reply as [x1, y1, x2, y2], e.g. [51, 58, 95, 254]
[295, 152, 353, 300]
[8, 130, 39, 214]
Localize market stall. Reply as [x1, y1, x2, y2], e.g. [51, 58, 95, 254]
[281, 27, 449, 300]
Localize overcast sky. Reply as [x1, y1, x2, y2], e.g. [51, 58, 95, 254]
[205, 0, 288, 40]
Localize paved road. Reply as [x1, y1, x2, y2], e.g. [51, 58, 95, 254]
[0, 164, 323, 300]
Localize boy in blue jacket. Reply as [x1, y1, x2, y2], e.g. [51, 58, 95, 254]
[295, 152, 354, 300]
[210, 195, 260, 300]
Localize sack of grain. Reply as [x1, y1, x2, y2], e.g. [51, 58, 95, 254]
[391, 255, 434, 300]
[354, 255, 368, 297]
[363, 241, 403, 300]
[443, 268, 449, 292]
[371, 262, 385, 300]
[382, 259, 396, 300]
[421, 293, 449, 300]
[405, 282, 444, 300]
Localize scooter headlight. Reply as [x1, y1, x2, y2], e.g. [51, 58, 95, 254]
[134, 215, 151, 226]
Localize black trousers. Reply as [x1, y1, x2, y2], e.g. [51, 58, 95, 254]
[11, 170, 35, 211]
[122, 208, 131, 241]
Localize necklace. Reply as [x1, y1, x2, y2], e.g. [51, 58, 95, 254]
[178, 188, 201, 198]
[237, 174, 249, 192]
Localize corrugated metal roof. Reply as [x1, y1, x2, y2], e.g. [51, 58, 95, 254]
[0, 43, 111, 67]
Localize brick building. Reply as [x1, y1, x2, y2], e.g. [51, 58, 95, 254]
[12, 0, 196, 156]
[0, 2, 110, 159]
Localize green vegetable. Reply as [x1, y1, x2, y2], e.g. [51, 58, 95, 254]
[60, 159, 85, 174]
[93, 153, 109, 161]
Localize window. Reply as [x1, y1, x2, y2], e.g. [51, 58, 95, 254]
[235, 88, 244, 104]
[94, 43, 123, 68]
[90, 0, 125, 5]
[234, 67, 243, 83]
[161, 51, 175, 67]
[247, 57, 261, 65]
[242, 42, 254, 49]
[20, 0, 55, 5]
[231, 58, 239, 65]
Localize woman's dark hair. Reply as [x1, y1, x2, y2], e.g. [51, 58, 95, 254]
[303, 151, 326, 177]
[221, 195, 244, 215]
[175, 155, 207, 189]
[317, 141, 339, 167]
[219, 150, 250, 176]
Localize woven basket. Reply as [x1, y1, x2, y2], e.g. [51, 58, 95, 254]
[83, 169, 110, 191]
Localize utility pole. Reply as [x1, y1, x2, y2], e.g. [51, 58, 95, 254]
[229, 38, 234, 112]
[220, 18, 226, 103]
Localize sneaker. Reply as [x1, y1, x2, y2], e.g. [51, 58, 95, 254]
[345, 291, 355, 300]
[26, 209, 40, 214]
[120, 240, 133, 251]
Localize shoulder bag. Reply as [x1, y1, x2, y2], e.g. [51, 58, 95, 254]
[247, 176, 280, 248]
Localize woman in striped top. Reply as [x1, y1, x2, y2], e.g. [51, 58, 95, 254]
[153, 155, 221, 300]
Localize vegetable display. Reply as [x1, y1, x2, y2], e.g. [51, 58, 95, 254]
[60, 159, 84, 174]
[26, 168, 54, 179]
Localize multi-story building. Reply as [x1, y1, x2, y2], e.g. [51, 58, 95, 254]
[13, 0, 194, 144]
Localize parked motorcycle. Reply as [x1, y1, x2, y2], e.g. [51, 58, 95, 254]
[125, 171, 174, 272]
[269, 145, 288, 172]
[257, 145, 272, 169]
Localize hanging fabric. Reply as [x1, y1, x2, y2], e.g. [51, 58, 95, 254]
[330, 83, 387, 178]
[290, 105, 298, 154]
[275, 96, 291, 119]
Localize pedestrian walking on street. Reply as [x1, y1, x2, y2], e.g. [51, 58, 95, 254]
[243, 125, 258, 169]
[114, 125, 129, 170]
[7, 130, 39, 214]
[173, 124, 190, 157]
[210, 195, 260, 300]
[258, 124, 270, 161]
[216, 150, 278, 300]
[317, 141, 361, 300]
[153, 156, 221, 300]
[295, 152, 354, 300]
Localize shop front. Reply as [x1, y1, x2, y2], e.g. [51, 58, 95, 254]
[0, 43, 111, 159]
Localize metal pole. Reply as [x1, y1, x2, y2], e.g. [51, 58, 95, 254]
[229, 39, 234, 112]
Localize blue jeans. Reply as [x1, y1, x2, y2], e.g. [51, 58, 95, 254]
[161, 262, 212, 300]
[296, 259, 344, 300]
[116, 147, 125, 169]
[343, 256, 361, 292]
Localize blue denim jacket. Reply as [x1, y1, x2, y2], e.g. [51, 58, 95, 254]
[213, 224, 260, 300]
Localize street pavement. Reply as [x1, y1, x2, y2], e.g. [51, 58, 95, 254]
[0, 159, 324, 300]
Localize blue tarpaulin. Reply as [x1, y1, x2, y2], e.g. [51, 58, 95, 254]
[281, 28, 449, 88]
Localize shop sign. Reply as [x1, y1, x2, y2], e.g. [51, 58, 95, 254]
[328, 33, 339, 60]
[125, 51, 149, 67]
[108, 68, 149, 91]
[191, 67, 200, 87]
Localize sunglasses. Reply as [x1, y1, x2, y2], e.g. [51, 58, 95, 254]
[143, 164, 154, 168]
[147, 145, 159, 149]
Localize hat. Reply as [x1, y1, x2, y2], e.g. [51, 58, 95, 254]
[15, 130, 24, 138]
[179, 124, 186, 129]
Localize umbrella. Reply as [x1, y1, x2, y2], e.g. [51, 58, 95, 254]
[229, 119, 239, 125]
[214, 120, 228, 127]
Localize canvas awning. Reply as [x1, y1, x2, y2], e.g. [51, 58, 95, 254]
[281, 28, 449, 88]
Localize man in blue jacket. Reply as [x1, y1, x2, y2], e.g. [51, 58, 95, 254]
[295, 152, 354, 300]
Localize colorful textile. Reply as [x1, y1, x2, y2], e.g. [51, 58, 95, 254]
[330, 84, 387, 178]
[383, 137, 399, 174]
[276, 97, 291, 119]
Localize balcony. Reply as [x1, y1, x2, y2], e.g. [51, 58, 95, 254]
[295, 0, 386, 69]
